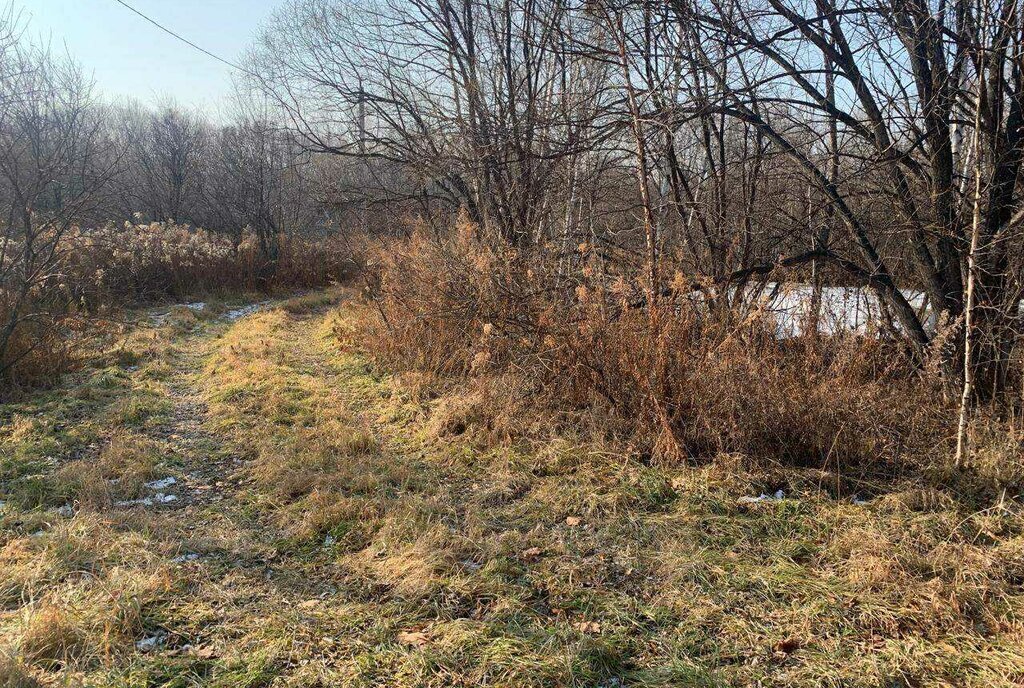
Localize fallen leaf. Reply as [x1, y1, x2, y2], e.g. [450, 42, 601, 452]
[565, 516, 582, 527]
[577, 620, 602, 634]
[398, 630, 429, 647]
[298, 599, 319, 609]
[773, 637, 801, 654]
[521, 546, 543, 560]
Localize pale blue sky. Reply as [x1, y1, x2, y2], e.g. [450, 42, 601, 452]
[13, 0, 283, 113]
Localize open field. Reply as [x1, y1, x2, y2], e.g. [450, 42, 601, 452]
[1, 289, 1023, 687]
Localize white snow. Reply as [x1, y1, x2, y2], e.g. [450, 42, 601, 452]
[684, 282, 942, 339]
[737, 489, 785, 504]
[151, 300, 268, 326]
[743, 283, 937, 338]
[135, 633, 165, 652]
[145, 477, 177, 490]
[55, 503, 73, 518]
[171, 553, 201, 563]
[115, 493, 178, 508]
[224, 304, 261, 321]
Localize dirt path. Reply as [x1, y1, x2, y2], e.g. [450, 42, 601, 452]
[144, 343, 244, 511]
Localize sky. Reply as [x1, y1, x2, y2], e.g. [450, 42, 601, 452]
[12, 0, 283, 114]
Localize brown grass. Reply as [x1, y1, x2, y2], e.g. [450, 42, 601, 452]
[0, 651, 42, 688]
[359, 220, 1022, 498]
[53, 431, 163, 509]
[67, 221, 356, 306]
[4, 290, 1022, 686]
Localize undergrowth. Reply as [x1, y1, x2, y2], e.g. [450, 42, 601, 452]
[359, 222, 1023, 502]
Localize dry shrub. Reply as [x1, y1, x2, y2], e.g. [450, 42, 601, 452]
[363, 215, 543, 378]
[0, 302, 71, 392]
[66, 221, 355, 305]
[553, 306, 950, 471]
[361, 219, 995, 481]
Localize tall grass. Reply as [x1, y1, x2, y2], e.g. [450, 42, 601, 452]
[359, 219, 1022, 494]
[67, 221, 354, 305]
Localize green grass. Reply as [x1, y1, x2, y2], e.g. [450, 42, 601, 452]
[1, 290, 1023, 687]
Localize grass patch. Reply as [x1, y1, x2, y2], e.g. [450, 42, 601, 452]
[2, 292, 1023, 686]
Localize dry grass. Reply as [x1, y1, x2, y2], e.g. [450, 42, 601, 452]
[67, 221, 355, 306]
[1, 221, 360, 399]
[1, 289, 1023, 686]
[53, 432, 164, 509]
[199, 297, 1024, 686]
[0, 651, 41, 688]
[360, 224, 1023, 500]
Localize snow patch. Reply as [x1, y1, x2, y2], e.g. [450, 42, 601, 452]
[145, 477, 177, 490]
[737, 489, 785, 504]
[135, 633, 166, 652]
[115, 493, 178, 508]
[224, 304, 261, 321]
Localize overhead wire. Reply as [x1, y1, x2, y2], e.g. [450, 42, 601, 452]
[109, 0, 257, 77]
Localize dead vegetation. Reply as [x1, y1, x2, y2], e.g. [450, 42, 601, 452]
[0, 221, 357, 397]
[360, 224, 1022, 504]
[0, 0, 1023, 682]
[0, 293, 1022, 686]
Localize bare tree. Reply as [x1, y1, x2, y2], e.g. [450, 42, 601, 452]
[111, 101, 208, 224]
[250, 0, 605, 248]
[667, 0, 1024, 394]
[204, 96, 318, 273]
[0, 36, 113, 376]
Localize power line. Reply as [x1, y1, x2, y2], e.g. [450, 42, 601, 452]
[109, 0, 255, 77]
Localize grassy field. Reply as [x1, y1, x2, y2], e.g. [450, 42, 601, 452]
[1, 289, 1023, 687]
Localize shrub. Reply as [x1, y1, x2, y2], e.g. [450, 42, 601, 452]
[359, 219, 1019, 488]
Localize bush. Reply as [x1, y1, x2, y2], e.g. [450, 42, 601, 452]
[360, 218, 1018, 487]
